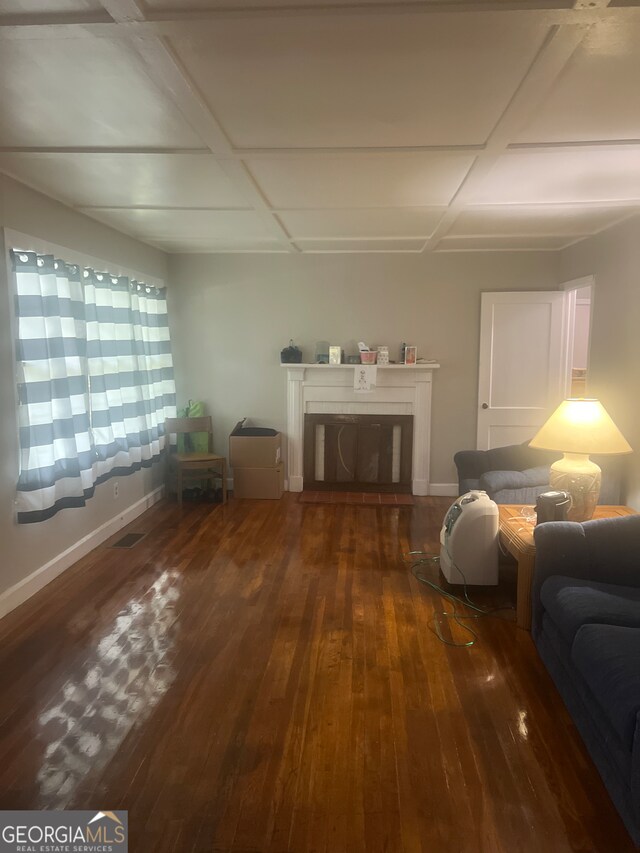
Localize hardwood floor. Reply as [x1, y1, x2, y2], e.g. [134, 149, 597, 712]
[0, 494, 634, 852]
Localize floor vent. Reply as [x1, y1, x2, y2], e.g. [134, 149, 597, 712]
[110, 532, 146, 549]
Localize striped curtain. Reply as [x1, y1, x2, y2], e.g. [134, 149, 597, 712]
[84, 270, 175, 479]
[12, 250, 176, 524]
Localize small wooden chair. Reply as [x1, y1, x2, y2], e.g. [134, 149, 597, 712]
[165, 417, 227, 507]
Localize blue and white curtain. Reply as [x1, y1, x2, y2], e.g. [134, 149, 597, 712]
[12, 250, 176, 524]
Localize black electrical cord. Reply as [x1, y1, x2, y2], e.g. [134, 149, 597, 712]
[405, 550, 515, 648]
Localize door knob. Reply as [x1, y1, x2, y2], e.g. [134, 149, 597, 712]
[482, 403, 489, 409]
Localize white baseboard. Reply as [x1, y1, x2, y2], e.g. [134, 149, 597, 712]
[429, 483, 459, 497]
[0, 485, 165, 621]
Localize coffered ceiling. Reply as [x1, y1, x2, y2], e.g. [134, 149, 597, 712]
[1, 0, 639, 253]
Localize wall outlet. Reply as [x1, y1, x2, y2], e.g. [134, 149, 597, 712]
[113, 481, 119, 499]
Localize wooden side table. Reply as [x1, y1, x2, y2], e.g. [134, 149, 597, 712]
[499, 504, 637, 630]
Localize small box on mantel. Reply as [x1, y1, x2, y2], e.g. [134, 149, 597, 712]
[229, 420, 281, 468]
[233, 463, 285, 500]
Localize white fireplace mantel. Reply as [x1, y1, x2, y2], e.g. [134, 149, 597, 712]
[282, 363, 440, 495]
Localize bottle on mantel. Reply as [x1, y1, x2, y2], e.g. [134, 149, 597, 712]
[400, 342, 407, 364]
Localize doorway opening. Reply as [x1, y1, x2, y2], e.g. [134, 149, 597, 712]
[562, 276, 594, 398]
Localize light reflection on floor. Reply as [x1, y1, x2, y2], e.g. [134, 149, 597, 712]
[517, 710, 529, 740]
[36, 570, 181, 807]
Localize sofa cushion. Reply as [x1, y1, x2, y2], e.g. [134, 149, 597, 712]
[540, 575, 640, 646]
[480, 466, 550, 493]
[490, 485, 551, 505]
[539, 614, 633, 780]
[571, 624, 640, 751]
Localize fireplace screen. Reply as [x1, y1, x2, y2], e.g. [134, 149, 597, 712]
[303, 414, 413, 492]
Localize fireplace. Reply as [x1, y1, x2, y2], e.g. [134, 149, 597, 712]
[283, 363, 439, 495]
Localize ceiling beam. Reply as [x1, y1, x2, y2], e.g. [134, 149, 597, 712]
[232, 144, 485, 158]
[79, 205, 254, 212]
[461, 200, 640, 208]
[0, 147, 211, 155]
[507, 139, 640, 151]
[98, 0, 146, 22]
[0, 144, 485, 158]
[3, 139, 640, 158]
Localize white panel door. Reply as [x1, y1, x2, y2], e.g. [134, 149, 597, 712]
[477, 291, 567, 450]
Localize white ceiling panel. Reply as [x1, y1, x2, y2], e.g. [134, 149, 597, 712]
[0, 39, 203, 148]
[278, 208, 445, 239]
[472, 148, 640, 205]
[0, 153, 250, 209]
[450, 206, 632, 237]
[437, 235, 576, 251]
[247, 154, 475, 209]
[82, 208, 277, 242]
[294, 238, 425, 252]
[517, 22, 640, 144]
[169, 15, 545, 148]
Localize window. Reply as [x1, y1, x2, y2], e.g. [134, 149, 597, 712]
[12, 249, 176, 523]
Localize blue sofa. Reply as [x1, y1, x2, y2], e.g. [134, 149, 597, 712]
[454, 441, 622, 504]
[532, 514, 640, 845]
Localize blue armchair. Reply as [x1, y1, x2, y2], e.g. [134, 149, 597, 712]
[532, 515, 640, 845]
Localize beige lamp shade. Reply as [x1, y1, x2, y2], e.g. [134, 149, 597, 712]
[529, 398, 632, 456]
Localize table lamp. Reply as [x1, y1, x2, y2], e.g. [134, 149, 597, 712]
[529, 398, 632, 521]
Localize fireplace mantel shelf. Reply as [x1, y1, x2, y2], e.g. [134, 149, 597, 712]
[283, 362, 439, 496]
[281, 363, 440, 369]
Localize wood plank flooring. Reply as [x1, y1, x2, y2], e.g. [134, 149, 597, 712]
[0, 494, 634, 852]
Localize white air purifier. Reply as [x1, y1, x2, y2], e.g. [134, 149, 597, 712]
[439, 490, 499, 585]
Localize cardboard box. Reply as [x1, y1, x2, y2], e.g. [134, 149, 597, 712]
[233, 463, 284, 500]
[229, 431, 281, 468]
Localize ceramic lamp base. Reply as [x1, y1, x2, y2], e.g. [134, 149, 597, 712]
[549, 453, 601, 522]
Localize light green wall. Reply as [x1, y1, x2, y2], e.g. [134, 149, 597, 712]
[168, 250, 561, 488]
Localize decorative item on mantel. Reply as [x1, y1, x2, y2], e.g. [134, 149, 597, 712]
[358, 341, 377, 364]
[404, 346, 417, 365]
[329, 346, 342, 365]
[354, 365, 377, 393]
[280, 339, 302, 363]
[377, 346, 389, 365]
[315, 341, 330, 364]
